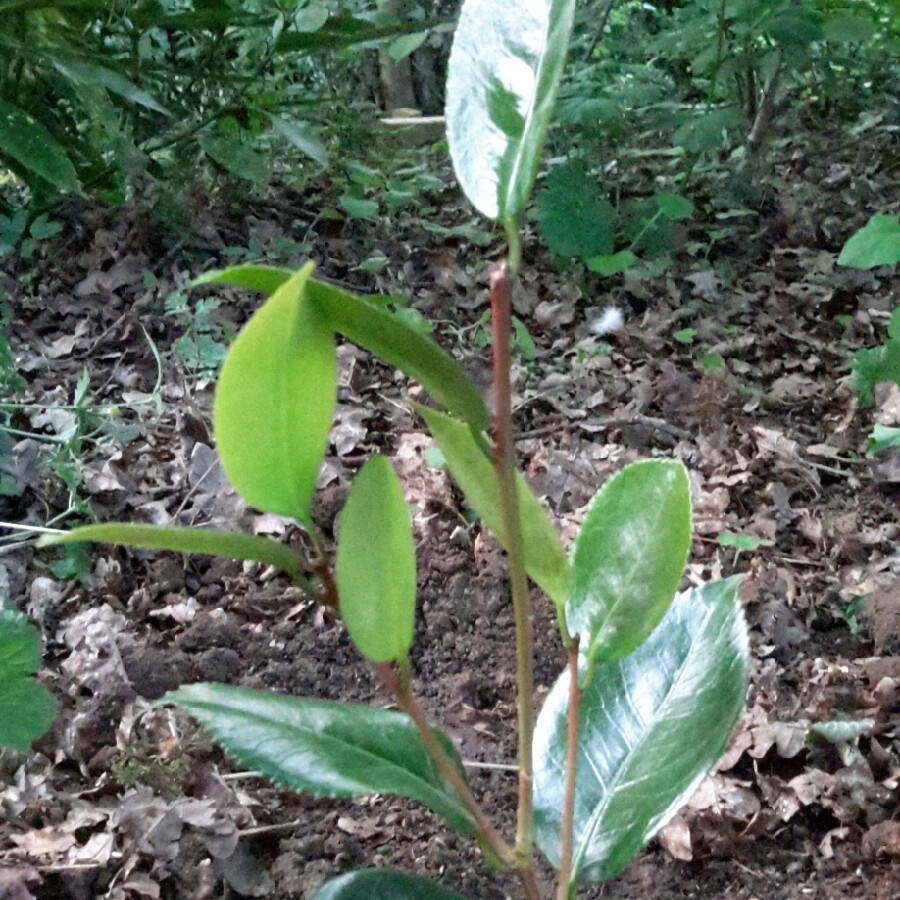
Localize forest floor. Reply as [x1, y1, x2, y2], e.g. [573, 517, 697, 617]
[1, 120, 898, 899]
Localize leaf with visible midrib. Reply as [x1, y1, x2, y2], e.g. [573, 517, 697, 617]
[533, 577, 749, 884]
[213, 263, 336, 527]
[445, 0, 577, 222]
[566, 460, 691, 667]
[167, 684, 474, 836]
[337, 457, 416, 664]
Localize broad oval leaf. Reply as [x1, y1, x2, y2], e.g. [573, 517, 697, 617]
[167, 684, 474, 836]
[0, 606, 56, 752]
[336, 457, 416, 663]
[38, 523, 303, 584]
[446, 0, 577, 221]
[417, 405, 569, 608]
[565, 460, 690, 667]
[533, 576, 749, 884]
[314, 868, 467, 900]
[213, 263, 336, 528]
[0, 101, 79, 192]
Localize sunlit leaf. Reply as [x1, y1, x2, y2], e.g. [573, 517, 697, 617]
[167, 684, 474, 835]
[213, 263, 335, 527]
[446, 0, 577, 220]
[534, 577, 748, 883]
[337, 457, 416, 663]
[566, 460, 690, 668]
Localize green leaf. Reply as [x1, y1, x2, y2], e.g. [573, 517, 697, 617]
[868, 424, 900, 455]
[192, 267, 488, 432]
[535, 159, 614, 260]
[837, 215, 900, 269]
[38, 523, 303, 583]
[586, 251, 636, 277]
[51, 59, 171, 115]
[672, 328, 695, 344]
[445, 0, 577, 220]
[0, 101, 79, 192]
[565, 460, 691, 668]
[339, 194, 380, 220]
[269, 116, 329, 167]
[416, 406, 569, 608]
[193, 265, 293, 295]
[0, 606, 56, 752]
[306, 280, 489, 432]
[533, 577, 749, 884]
[337, 457, 416, 664]
[213, 263, 336, 527]
[853, 312, 900, 406]
[167, 684, 474, 836]
[715, 532, 773, 552]
[389, 31, 428, 62]
[198, 133, 268, 185]
[314, 869, 467, 900]
[655, 193, 694, 221]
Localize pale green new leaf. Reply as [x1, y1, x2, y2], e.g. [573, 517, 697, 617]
[167, 684, 474, 836]
[533, 577, 749, 884]
[337, 457, 416, 663]
[566, 460, 690, 668]
[38, 523, 303, 583]
[213, 263, 336, 528]
[417, 405, 569, 607]
[446, 0, 577, 221]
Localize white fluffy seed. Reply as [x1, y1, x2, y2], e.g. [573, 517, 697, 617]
[590, 306, 624, 336]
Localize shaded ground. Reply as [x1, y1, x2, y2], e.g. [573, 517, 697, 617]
[1, 123, 898, 899]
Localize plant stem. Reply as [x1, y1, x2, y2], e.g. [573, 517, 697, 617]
[374, 662, 518, 870]
[489, 262, 536, 877]
[556, 636, 582, 900]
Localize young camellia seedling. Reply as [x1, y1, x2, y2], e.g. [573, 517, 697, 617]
[40, 1, 750, 896]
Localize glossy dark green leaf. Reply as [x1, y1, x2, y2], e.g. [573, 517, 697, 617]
[446, 0, 577, 221]
[533, 577, 748, 884]
[38, 523, 303, 583]
[417, 406, 569, 608]
[213, 263, 336, 528]
[314, 869, 467, 900]
[0, 606, 56, 752]
[167, 684, 474, 835]
[306, 280, 489, 432]
[566, 460, 690, 668]
[337, 457, 416, 663]
[0, 101, 79, 192]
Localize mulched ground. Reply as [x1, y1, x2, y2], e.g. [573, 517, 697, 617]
[1, 120, 898, 899]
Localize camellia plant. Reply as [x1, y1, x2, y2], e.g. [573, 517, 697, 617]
[41, 1, 750, 897]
